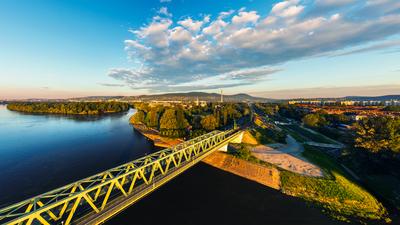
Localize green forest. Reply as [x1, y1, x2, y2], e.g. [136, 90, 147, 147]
[7, 102, 129, 115]
[130, 102, 250, 138]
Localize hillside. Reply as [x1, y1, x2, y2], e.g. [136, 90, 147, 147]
[70, 92, 270, 103]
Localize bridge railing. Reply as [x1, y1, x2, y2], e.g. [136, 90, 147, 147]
[0, 129, 239, 225]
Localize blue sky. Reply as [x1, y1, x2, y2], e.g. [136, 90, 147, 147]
[0, 0, 399, 99]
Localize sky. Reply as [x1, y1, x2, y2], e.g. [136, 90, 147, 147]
[0, 0, 399, 99]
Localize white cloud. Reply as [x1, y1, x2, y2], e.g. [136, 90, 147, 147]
[169, 26, 192, 42]
[158, 7, 172, 17]
[271, 0, 304, 18]
[178, 16, 209, 32]
[232, 11, 260, 24]
[109, 2, 400, 91]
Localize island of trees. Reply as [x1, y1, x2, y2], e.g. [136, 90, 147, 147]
[7, 102, 129, 115]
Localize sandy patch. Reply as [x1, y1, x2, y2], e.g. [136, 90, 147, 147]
[251, 137, 323, 177]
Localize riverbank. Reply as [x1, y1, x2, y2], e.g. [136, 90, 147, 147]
[206, 142, 390, 223]
[132, 124, 183, 148]
[203, 151, 281, 190]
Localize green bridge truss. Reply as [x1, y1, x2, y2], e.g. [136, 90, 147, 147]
[0, 129, 241, 225]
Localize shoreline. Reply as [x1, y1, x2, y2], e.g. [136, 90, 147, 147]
[131, 124, 183, 148]
[6, 108, 129, 116]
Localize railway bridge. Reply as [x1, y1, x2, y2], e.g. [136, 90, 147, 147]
[0, 129, 244, 225]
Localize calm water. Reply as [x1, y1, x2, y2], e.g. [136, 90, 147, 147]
[0, 105, 154, 207]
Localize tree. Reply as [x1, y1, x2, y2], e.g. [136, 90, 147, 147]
[160, 109, 178, 130]
[145, 109, 159, 128]
[130, 110, 145, 124]
[302, 114, 327, 128]
[354, 117, 400, 154]
[159, 109, 188, 137]
[176, 109, 189, 129]
[384, 106, 400, 112]
[201, 115, 218, 131]
[222, 109, 228, 126]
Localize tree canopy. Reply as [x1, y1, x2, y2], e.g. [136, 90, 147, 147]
[160, 109, 179, 130]
[7, 102, 129, 115]
[201, 115, 218, 131]
[159, 109, 189, 138]
[354, 116, 400, 154]
[145, 109, 159, 128]
[302, 114, 327, 128]
[130, 110, 145, 124]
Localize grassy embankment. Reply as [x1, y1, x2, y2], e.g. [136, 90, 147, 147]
[282, 124, 335, 144]
[249, 117, 287, 144]
[230, 130, 389, 223]
[280, 145, 389, 223]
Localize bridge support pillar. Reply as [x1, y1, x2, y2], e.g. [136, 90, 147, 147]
[230, 131, 244, 144]
[217, 131, 244, 152]
[218, 144, 228, 152]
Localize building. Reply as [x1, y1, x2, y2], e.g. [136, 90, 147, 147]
[384, 100, 400, 106]
[340, 101, 356, 106]
[194, 97, 207, 107]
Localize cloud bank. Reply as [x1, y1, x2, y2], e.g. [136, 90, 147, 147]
[109, 0, 400, 91]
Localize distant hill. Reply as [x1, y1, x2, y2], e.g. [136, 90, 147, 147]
[70, 92, 271, 103]
[124, 92, 270, 102]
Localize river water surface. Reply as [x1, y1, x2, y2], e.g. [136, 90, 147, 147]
[0, 105, 154, 207]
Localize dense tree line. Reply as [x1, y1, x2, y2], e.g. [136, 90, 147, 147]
[384, 106, 400, 112]
[354, 116, 400, 155]
[7, 102, 129, 115]
[130, 102, 250, 138]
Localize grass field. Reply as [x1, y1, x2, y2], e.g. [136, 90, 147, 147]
[281, 127, 308, 143]
[249, 126, 286, 144]
[280, 145, 389, 223]
[285, 124, 335, 144]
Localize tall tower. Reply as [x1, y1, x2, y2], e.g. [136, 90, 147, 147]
[220, 89, 223, 103]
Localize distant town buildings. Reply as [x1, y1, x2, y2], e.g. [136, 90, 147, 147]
[288, 99, 400, 106]
[195, 97, 207, 107]
[384, 100, 400, 106]
[148, 100, 182, 107]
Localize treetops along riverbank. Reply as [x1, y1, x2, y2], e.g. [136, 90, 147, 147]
[7, 102, 130, 115]
[130, 102, 251, 138]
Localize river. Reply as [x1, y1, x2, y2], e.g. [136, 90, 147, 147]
[0, 105, 348, 225]
[0, 105, 154, 207]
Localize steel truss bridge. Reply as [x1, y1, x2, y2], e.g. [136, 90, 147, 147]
[0, 129, 243, 225]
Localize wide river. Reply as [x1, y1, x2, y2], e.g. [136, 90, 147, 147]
[0, 105, 347, 225]
[0, 105, 154, 207]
